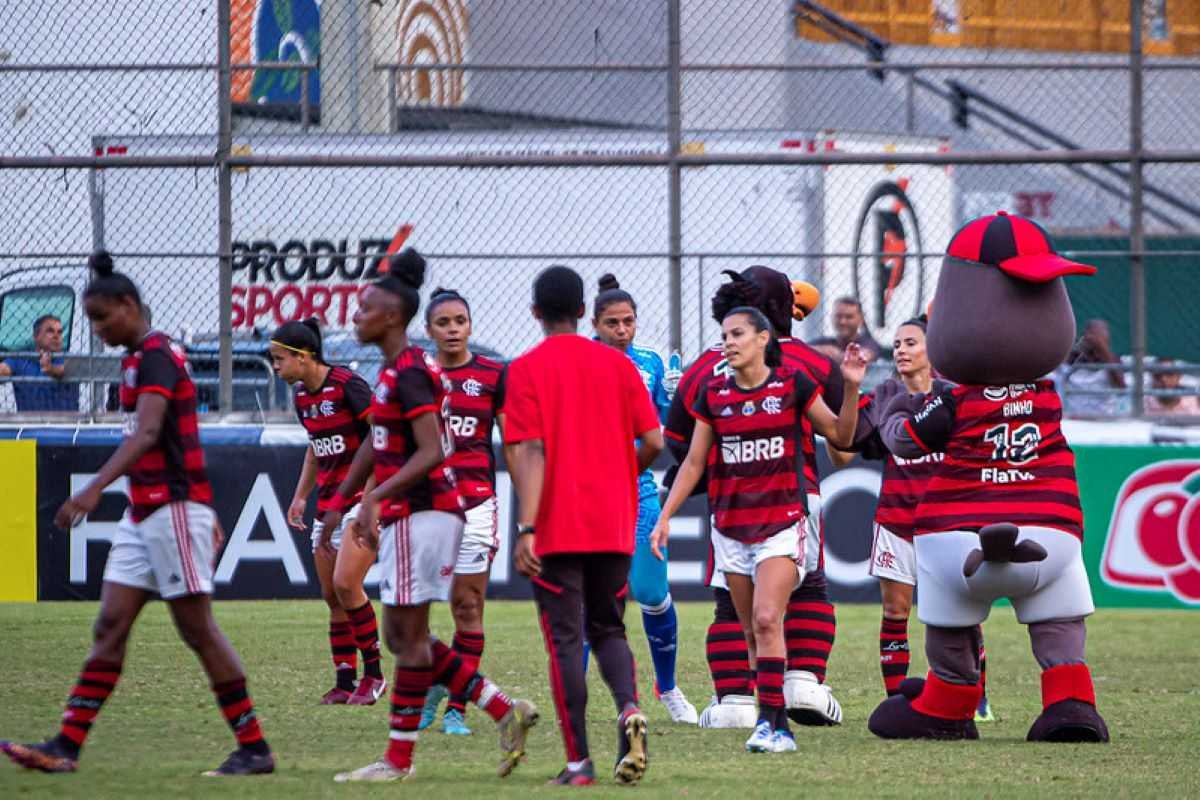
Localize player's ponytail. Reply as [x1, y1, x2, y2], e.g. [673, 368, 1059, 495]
[377, 247, 426, 324]
[593, 273, 637, 319]
[84, 249, 143, 306]
[426, 286, 471, 323]
[271, 317, 325, 363]
[724, 305, 782, 368]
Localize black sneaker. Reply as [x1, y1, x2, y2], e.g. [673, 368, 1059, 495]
[1, 738, 78, 773]
[548, 760, 596, 786]
[202, 747, 276, 777]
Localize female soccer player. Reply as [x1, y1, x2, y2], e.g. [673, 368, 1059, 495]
[322, 249, 537, 783]
[417, 288, 506, 736]
[651, 306, 865, 754]
[270, 319, 386, 706]
[830, 316, 995, 719]
[591, 274, 696, 724]
[1, 252, 273, 777]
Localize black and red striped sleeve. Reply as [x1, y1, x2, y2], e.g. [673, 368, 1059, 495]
[344, 373, 373, 419]
[137, 348, 179, 398]
[394, 364, 438, 419]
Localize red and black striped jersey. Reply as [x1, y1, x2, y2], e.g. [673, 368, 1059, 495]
[443, 355, 504, 510]
[294, 365, 372, 513]
[691, 368, 818, 543]
[370, 346, 464, 525]
[666, 338, 843, 495]
[906, 380, 1082, 539]
[119, 331, 212, 521]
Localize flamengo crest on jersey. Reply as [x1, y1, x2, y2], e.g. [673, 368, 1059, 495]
[294, 366, 371, 513]
[443, 355, 504, 510]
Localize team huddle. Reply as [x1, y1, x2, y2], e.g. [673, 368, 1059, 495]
[1, 211, 1109, 786]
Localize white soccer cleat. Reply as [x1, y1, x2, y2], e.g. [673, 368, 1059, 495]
[333, 759, 414, 783]
[784, 670, 843, 726]
[698, 694, 758, 729]
[769, 729, 797, 753]
[658, 686, 699, 724]
[744, 721, 774, 753]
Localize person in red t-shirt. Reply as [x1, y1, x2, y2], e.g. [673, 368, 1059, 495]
[269, 318, 383, 706]
[416, 287, 507, 736]
[652, 306, 865, 755]
[503, 265, 662, 787]
[2, 252, 274, 777]
[322, 250, 536, 784]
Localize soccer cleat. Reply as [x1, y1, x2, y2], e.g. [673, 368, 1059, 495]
[333, 759, 414, 783]
[441, 709, 472, 736]
[496, 698, 538, 777]
[698, 694, 758, 729]
[784, 670, 843, 726]
[614, 710, 648, 785]
[975, 695, 998, 723]
[202, 747, 276, 777]
[320, 686, 354, 705]
[1, 739, 78, 773]
[657, 686, 699, 725]
[418, 684, 448, 729]
[347, 675, 387, 706]
[769, 729, 797, 753]
[548, 760, 597, 786]
[744, 721, 775, 753]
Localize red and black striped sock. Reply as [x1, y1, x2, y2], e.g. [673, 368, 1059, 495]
[784, 600, 836, 682]
[880, 616, 911, 696]
[347, 601, 383, 680]
[446, 631, 485, 714]
[431, 638, 512, 722]
[979, 645, 988, 695]
[212, 677, 269, 755]
[386, 666, 432, 770]
[330, 620, 358, 690]
[706, 621, 752, 700]
[55, 658, 122, 757]
[756, 657, 788, 731]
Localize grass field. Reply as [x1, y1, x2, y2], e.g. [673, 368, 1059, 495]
[0, 600, 1197, 798]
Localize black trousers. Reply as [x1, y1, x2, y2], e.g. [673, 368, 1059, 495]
[531, 553, 637, 763]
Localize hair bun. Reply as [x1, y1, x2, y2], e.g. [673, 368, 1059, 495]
[598, 273, 620, 292]
[387, 248, 426, 290]
[89, 249, 115, 277]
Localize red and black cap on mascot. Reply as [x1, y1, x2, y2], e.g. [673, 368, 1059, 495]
[867, 211, 1109, 744]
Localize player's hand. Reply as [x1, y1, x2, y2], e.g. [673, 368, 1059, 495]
[650, 521, 670, 561]
[514, 532, 542, 577]
[54, 486, 101, 531]
[350, 501, 380, 551]
[212, 516, 226, 566]
[841, 343, 869, 387]
[287, 497, 307, 531]
[317, 521, 337, 557]
[320, 509, 344, 539]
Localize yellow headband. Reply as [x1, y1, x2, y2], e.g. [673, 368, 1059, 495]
[268, 339, 315, 356]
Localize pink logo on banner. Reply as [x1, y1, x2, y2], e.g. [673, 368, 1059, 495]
[1101, 460, 1200, 604]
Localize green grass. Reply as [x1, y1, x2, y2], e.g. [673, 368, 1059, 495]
[0, 601, 1197, 798]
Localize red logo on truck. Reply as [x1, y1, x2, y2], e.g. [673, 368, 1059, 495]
[1101, 460, 1200, 604]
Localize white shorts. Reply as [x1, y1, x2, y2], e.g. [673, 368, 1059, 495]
[712, 523, 806, 589]
[103, 501, 217, 600]
[310, 503, 362, 553]
[868, 524, 917, 586]
[915, 527, 1096, 628]
[378, 510, 465, 607]
[455, 496, 498, 575]
[804, 492, 823, 574]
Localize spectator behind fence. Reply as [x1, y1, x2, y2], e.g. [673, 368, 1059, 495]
[810, 296, 883, 363]
[1146, 357, 1200, 415]
[0, 314, 79, 411]
[1061, 318, 1128, 416]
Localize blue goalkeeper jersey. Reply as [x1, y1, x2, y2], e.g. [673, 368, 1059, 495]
[625, 343, 670, 500]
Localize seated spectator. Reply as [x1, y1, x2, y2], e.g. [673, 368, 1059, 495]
[1146, 358, 1200, 415]
[811, 296, 884, 362]
[1061, 318, 1129, 416]
[0, 314, 79, 412]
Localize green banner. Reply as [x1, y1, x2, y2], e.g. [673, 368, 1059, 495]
[1077, 445, 1200, 608]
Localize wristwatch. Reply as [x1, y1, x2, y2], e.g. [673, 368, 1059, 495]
[517, 524, 535, 536]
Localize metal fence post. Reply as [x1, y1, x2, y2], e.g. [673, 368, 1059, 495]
[217, 0, 234, 417]
[667, 0, 683, 354]
[1129, 0, 1146, 416]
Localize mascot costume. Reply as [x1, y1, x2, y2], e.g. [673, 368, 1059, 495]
[867, 211, 1109, 743]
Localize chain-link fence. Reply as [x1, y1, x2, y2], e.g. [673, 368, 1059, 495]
[2, 0, 1197, 421]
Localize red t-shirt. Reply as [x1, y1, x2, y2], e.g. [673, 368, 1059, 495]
[502, 335, 659, 557]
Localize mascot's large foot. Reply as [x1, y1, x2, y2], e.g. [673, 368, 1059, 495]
[1027, 663, 1109, 743]
[868, 673, 980, 741]
[963, 523, 1048, 577]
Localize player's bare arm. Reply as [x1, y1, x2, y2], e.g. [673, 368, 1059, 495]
[507, 438, 544, 577]
[53, 392, 169, 530]
[288, 445, 319, 530]
[635, 426, 664, 473]
[651, 419, 714, 560]
[321, 434, 376, 533]
[807, 344, 866, 450]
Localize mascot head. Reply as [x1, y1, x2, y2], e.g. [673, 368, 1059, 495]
[927, 212, 1095, 385]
